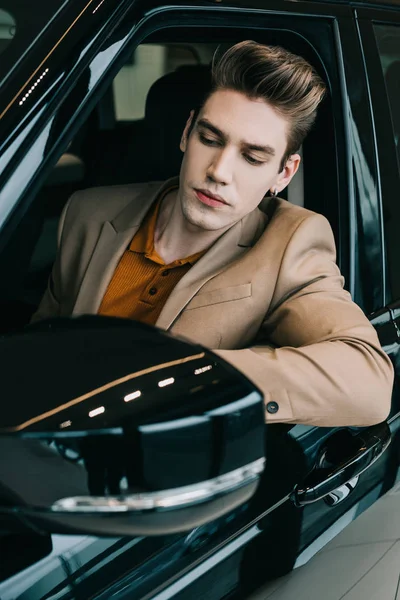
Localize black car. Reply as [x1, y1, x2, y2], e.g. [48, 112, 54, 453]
[0, 0, 399, 598]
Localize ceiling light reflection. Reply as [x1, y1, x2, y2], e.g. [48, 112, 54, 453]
[60, 420, 72, 429]
[158, 377, 175, 388]
[93, 0, 105, 14]
[89, 406, 105, 418]
[19, 68, 49, 106]
[194, 365, 213, 375]
[124, 390, 141, 402]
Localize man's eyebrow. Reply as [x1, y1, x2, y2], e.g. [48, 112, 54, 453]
[197, 119, 225, 139]
[244, 143, 275, 157]
[197, 118, 275, 157]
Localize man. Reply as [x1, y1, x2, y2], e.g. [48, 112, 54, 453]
[32, 41, 394, 426]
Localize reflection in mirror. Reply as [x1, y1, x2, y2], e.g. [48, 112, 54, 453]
[0, 317, 265, 536]
[0, 9, 16, 58]
[0, 433, 263, 537]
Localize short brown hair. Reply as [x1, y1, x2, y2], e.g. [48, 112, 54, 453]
[190, 41, 326, 170]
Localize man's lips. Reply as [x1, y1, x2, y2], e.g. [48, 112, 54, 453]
[195, 189, 228, 207]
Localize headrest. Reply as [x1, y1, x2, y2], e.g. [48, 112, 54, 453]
[141, 64, 212, 180]
[145, 64, 212, 126]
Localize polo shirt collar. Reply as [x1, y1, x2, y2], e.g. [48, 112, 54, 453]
[129, 187, 206, 267]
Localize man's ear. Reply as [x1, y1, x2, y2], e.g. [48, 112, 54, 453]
[271, 154, 301, 195]
[180, 110, 195, 153]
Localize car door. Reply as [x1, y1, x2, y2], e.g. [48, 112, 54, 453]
[0, 1, 397, 599]
[75, 6, 398, 599]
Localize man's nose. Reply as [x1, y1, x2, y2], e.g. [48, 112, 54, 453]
[206, 148, 235, 185]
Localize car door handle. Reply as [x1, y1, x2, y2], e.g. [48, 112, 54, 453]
[292, 422, 391, 506]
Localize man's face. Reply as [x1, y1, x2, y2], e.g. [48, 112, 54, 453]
[178, 89, 300, 232]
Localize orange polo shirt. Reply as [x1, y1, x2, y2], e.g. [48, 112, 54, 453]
[98, 189, 206, 325]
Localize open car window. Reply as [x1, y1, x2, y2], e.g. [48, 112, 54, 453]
[0, 28, 338, 333]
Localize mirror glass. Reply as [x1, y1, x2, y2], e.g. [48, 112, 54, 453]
[0, 316, 265, 536]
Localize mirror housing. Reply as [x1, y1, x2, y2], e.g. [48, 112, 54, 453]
[0, 316, 265, 536]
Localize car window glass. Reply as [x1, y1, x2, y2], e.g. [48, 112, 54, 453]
[374, 24, 400, 170]
[0, 9, 15, 58]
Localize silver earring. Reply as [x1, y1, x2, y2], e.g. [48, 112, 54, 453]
[270, 188, 278, 197]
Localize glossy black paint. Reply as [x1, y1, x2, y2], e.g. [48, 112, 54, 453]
[0, 0, 399, 598]
[0, 317, 265, 536]
[0, 316, 260, 435]
[292, 423, 392, 505]
[2, 475, 260, 537]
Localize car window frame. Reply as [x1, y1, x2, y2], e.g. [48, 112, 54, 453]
[0, 5, 350, 292]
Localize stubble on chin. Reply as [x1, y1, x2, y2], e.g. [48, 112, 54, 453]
[178, 186, 234, 232]
[180, 194, 212, 231]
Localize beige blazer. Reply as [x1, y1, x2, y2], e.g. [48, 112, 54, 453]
[32, 178, 394, 427]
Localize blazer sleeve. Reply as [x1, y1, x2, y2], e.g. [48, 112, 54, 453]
[30, 197, 72, 324]
[214, 213, 394, 427]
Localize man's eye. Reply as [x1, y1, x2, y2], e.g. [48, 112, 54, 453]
[244, 155, 264, 166]
[199, 133, 220, 146]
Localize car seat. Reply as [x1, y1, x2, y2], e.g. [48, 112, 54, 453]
[142, 63, 212, 181]
[87, 64, 212, 186]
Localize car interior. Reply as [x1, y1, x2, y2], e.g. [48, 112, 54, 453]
[0, 30, 338, 335]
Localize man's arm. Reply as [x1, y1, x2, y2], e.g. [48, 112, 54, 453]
[30, 197, 72, 324]
[215, 213, 394, 427]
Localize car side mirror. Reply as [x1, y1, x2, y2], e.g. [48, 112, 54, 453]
[0, 316, 265, 536]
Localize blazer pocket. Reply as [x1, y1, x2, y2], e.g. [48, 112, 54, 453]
[185, 283, 252, 311]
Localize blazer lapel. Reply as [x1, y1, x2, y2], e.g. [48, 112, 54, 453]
[72, 223, 139, 315]
[72, 176, 267, 324]
[156, 207, 268, 330]
[72, 180, 172, 315]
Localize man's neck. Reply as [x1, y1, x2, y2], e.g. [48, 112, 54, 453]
[153, 188, 228, 265]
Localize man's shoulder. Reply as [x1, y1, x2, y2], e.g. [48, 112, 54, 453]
[66, 181, 164, 223]
[257, 197, 334, 251]
[271, 197, 318, 221]
[258, 196, 323, 234]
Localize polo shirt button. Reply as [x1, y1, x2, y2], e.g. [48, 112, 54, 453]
[149, 287, 158, 295]
[266, 401, 279, 414]
[162, 270, 170, 276]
